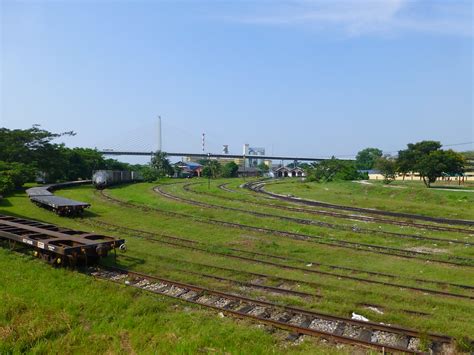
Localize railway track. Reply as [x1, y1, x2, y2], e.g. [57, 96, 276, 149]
[96, 189, 473, 267]
[92, 265, 456, 354]
[83, 218, 474, 299]
[218, 183, 237, 193]
[211, 182, 474, 235]
[177, 182, 473, 246]
[2, 214, 469, 352]
[123, 253, 435, 317]
[120, 253, 319, 300]
[149, 186, 474, 267]
[247, 180, 474, 227]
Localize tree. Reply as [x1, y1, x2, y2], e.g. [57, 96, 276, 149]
[0, 126, 154, 190]
[221, 162, 239, 178]
[0, 126, 75, 183]
[63, 148, 108, 180]
[103, 159, 132, 171]
[202, 160, 221, 179]
[140, 165, 161, 182]
[257, 162, 269, 176]
[355, 148, 383, 170]
[0, 125, 74, 164]
[0, 163, 30, 193]
[397, 141, 442, 179]
[0, 174, 14, 197]
[375, 156, 397, 184]
[0, 161, 35, 196]
[305, 158, 364, 182]
[417, 150, 464, 187]
[151, 151, 174, 177]
[395, 141, 466, 187]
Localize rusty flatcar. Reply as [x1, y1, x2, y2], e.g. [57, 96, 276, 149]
[0, 214, 125, 266]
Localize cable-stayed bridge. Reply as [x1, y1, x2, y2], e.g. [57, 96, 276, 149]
[92, 120, 352, 163]
[98, 150, 350, 163]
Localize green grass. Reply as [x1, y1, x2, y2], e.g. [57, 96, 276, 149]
[1, 250, 340, 354]
[0, 179, 473, 353]
[265, 179, 474, 220]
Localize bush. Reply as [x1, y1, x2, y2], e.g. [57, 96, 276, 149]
[140, 166, 161, 182]
[0, 161, 35, 194]
[375, 156, 397, 184]
[305, 158, 364, 182]
[221, 162, 239, 178]
[0, 174, 14, 196]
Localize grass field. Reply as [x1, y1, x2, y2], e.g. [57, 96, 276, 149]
[1, 178, 473, 353]
[265, 179, 474, 220]
[1, 249, 330, 354]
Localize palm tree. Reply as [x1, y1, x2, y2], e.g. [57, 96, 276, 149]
[151, 151, 174, 177]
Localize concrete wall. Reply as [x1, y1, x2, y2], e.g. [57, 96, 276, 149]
[368, 173, 474, 182]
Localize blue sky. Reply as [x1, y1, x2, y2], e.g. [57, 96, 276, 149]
[1, 0, 472, 163]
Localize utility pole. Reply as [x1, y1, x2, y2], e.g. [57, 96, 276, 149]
[158, 115, 162, 152]
[207, 152, 211, 189]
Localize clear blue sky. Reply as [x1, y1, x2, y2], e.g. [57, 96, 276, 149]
[1, 0, 472, 163]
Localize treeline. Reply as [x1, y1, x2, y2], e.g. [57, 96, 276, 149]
[305, 158, 368, 182]
[140, 152, 242, 181]
[304, 141, 466, 188]
[0, 126, 136, 196]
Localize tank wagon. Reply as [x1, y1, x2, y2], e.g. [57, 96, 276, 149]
[0, 214, 125, 266]
[92, 170, 142, 189]
[26, 181, 91, 216]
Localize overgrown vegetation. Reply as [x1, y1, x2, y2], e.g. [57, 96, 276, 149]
[150, 151, 175, 178]
[1, 179, 473, 352]
[267, 179, 474, 219]
[0, 249, 322, 354]
[312, 141, 468, 188]
[305, 158, 366, 182]
[200, 160, 240, 178]
[355, 147, 383, 170]
[397, 141, 465, 187]
[0, 126, 134, 194]
[375, 155, 397, 184]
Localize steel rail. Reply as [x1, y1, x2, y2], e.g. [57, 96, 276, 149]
[1, 240, 452, 353]
[94, 265, 455, 354]
[161, 265, 318, 299]
[247, 181, 474, 227]
[87, 217, 474, 290]
[152, 185, 474, 266]
[97, 189, 473, 267]
[84, 215, 474, 299]
[178, 182, 473, 246]
[120, 252, 434, 317]
[217, 183, 237, 193]
[210, 182, 474, 235]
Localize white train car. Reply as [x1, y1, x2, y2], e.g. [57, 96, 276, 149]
[92, 170, 142, 189]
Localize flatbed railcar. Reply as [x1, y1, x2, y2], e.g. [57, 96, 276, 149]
[0, 214, 125, 266]
[26, 181, 91, 216]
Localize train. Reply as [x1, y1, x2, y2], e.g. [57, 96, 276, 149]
[92, 170, 143, 189]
